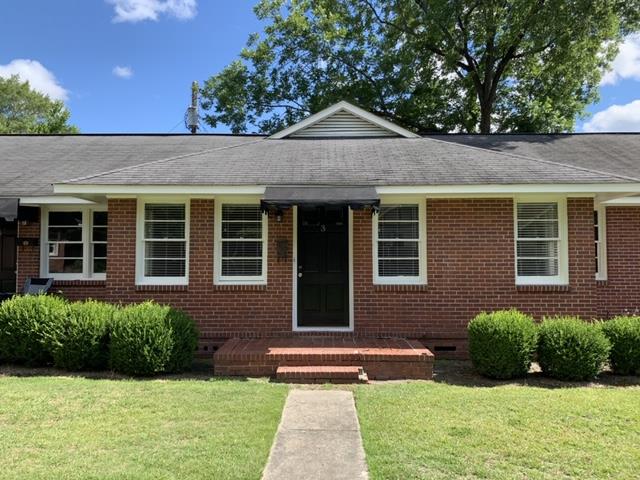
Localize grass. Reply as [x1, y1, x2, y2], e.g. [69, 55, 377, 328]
[355, 382, 640, 480]
[0, 375, 288, 480]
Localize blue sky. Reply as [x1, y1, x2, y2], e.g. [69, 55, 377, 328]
[1, 1, 639, 133]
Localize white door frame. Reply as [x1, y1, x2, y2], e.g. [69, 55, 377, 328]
[291, 205, 354, 332]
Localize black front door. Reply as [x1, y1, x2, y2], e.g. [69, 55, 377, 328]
[0, 221, 17, 293]
[297, 206, 349, 328]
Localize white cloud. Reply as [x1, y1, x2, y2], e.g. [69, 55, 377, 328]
[601, 34, 640, 86]
[107, 0, 197, 23]
[112, 65, 134, 79]
[0, 59, 68, 101]
[583, 100, 640, 132]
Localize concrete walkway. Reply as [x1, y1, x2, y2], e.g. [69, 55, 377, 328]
[262, 389, 369, 480]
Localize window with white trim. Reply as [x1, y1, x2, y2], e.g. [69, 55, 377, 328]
[594, 207, 607, 280]
[215, 203, 267, 284]
[515, 199, 568, 285]
[373, 201, 426, 284]
[43, 207, 107, 280]
[139, 202, 189, 284]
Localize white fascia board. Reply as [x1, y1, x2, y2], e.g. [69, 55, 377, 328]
[53, 184, 266, 196]
[602, 196, 640, 205]
[19, 196, 96, 205]
[269, 100, 420, 139]
[376, 184, 640, 195]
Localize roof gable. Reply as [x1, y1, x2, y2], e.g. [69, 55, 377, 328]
[269, 101, 420, 139]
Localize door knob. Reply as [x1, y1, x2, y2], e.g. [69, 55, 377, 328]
[298, 272, 303, 278]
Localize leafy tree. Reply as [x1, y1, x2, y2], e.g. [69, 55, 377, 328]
[201, 0, 639, 134]
[0, 75, 78, 134]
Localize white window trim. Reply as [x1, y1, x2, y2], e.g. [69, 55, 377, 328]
[372, 196, 427, 285]
[514, 195, 569, 286]
[135, 197, 190, 286]
[214, 196, 268, 285]
[40, 205, 107, 281]
[595, 205, 607, 281]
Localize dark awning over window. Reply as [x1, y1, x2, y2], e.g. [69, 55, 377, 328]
[0, 198, 19, 221]
[261, 186, 379, 212]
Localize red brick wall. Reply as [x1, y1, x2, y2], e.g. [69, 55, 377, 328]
[598, 206, 640, 317]
[352, 198, 598, 355]
[16, 197, 639, 357]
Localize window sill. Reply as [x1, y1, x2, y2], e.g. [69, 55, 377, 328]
[53, 279, 107, 287]
[516, 284, 570, 293]
[373, 284, 429, 292]
[135, 284, 188, 292]
[213, 283, 268, 291]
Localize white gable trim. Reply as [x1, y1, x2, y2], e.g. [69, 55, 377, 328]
[268, 101, 420, 139]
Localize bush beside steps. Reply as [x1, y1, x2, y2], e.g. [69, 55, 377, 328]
[468, 309, 538, 379]
[0, 295, 197, 376]
[601, 316, 640, 375]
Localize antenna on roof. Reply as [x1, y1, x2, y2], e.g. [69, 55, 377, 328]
[186, 81, 199, 134]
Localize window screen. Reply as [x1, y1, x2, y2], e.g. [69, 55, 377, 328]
[48, 211, 83, 274]
[377, 205, 420, 277]
[516, 203, 559, 277]
[220, 204, 264, 277]
[143, 204, 187, 277]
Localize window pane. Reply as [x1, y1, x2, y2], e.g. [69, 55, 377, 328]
[49, 211, 82, 226]
[516, 240, 558, 258]
[92, 226, 107, 242]
[49, 258, 83, 274]
[93, 211, 108, 226]
[145, 259, 185, 277]
[222, 222, 262, 239]
[92, 243, 107, 258]
[517, 220, 558, 239]
[145, 204, 185, 221]
[48, 227, 82, 242]
[222, 241, 262, 258]
[378, 259, 419, 277]
[145, 241, 186, 258]
[145, 222, 185, 239]
[380, 205, 418, 221]
[222, 205, 263, 221]
[50, 243, 83, 258]
[378, 222, 419, 240]
[517, 258, 558, 276]
[517, 203, 557, 220]
[93, 259, 107, 274]
[378, 241, 419, 258]
[222, 259, 262, 276]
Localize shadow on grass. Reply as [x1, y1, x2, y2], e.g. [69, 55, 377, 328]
[433, 359, 640, 389]
[0, 359, 252, 383]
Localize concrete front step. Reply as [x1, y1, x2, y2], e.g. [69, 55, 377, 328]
[276, 365, 369, 384]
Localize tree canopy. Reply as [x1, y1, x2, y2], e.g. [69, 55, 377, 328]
[201, 0, 640, 134]
[0, 75, 78, 134]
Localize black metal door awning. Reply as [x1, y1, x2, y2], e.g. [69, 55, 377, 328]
[0, 198, 19, 221]
[261, 186, 379, 212]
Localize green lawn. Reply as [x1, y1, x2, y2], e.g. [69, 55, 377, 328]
[0, 375, 288, 480]
[355, 382, 640, 480]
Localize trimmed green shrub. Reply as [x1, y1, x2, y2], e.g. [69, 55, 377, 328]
[110, 302, 197, 375]
[468, 309, 538, 379]
[601, 316, 640, 375]
[538, 317, 610, 381]
[165, 308, 198, 373]
[46, 300, 117, 371]
[0, 294, 69, 366]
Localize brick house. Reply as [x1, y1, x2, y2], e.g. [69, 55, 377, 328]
[1, 101, 640, 376]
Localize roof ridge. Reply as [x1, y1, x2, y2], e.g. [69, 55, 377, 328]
[422, 136, 640, 183]
[62, 139, 264, 184]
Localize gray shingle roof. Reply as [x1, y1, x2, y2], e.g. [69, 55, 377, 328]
[1, 133, 639, 196]
[0, 135, 254, 195]
[430, 134, 640, 181]
[63, 136, 636, 187]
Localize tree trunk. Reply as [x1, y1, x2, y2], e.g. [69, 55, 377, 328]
[479, 99, 492, 134]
